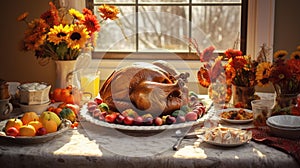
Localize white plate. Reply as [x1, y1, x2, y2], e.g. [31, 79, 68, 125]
[80, 104, 212, 133]
[203, 139, 250, 147]
[203, 127, 252, 147]
[0, 119, 71, 144]
[218, 108, 253, 124]
[267, 115, 300, 128]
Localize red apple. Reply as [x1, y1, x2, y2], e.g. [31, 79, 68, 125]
[105, 113, 117, 123]
[6, 127, 19, 137]
[115, 114, 125, 124]
[185, 112, 198, 121]
[36, 127, 47, 136]
[133, 116, 144, 126]
[153, 117, 163, 126]
[123, 116, 134, 125]
[94, 98, 103, 105]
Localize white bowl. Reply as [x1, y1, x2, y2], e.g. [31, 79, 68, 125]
[19, 101, 50, 115]
[266, 119, 300, 139]
[267, 115, 300, 128]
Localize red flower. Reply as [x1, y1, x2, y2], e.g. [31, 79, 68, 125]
[82, 14, 101, 34]
[225, 49, 243, 59]
[229, 56, 247, 70]
[200, 46, 215, 62]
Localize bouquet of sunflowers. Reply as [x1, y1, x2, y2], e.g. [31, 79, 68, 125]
[256, 46, 300, 115]
[256, 46, 300, 94]
[17, 2, 119, 65]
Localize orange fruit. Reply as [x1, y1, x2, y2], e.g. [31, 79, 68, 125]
[53, 88, 62, 102]
[5, 118, 23, 131]
[21, 112, 39, 125]
[19, 125, 36, 136]
[54, 107, 63, 115]
[43, 119, 57, 133]
[28, 120, 43, 131]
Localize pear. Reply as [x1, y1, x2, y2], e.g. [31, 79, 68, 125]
[39, 111, 62, 127]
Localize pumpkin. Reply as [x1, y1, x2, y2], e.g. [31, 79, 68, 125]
[59, 108, 76, 123]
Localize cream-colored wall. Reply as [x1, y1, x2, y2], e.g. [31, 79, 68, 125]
[0, 0, 56, 86]
[0, 0, 299, 94]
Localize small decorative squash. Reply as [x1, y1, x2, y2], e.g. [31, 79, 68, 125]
[59, 108, 76, 123]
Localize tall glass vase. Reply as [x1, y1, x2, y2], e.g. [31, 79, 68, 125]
[232, 85, 256, 109]
[271, 84, 298, 116]
[55, 60, 77, 88]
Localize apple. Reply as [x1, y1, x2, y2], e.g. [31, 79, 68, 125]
[123, 116, 134, 125]
[143, 117, 153, 126]
[94, 98, 103, 105]
[6, 127, 19, 137]
[185, 112, 198, 121]
[153, 117, 163, 126]
[176, 115, 186, 123]
[105, 113, 117, 123]
[133, 116, 144, 126]
[5, 118, 23, 132]
[88, 104, 98, 113]
[115, 114, 125, 124]
[36, 127, 47, 136]
[92, 109, 101, 118]
[165, 116, 176, 125]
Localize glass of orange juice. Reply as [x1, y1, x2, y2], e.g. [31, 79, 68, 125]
[80, 69, 100, 100]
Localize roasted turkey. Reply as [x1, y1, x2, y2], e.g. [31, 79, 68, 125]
[99, 60, 190, 117]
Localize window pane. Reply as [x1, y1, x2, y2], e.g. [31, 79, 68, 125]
[138, 6, 189, 52]
[139, 0, 188, 3]
[192, 5, 241, 50]
[95, 6, 136, 51]
[192, 0, 241, 3]
[94, 0, 134, 3]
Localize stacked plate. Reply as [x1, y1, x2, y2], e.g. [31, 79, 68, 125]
[266, 115, 300, 139]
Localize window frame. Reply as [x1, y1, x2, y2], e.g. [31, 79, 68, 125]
[60, 0, 275, 85]
[87, 0, 248, 60]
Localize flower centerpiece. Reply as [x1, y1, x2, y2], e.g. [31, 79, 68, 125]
[256, 46, 300, 115]
[189, 39, 232, 107]
[17, 2, 120, 65]
[17, 2, 120, 88]
[224, 48, 261, 109]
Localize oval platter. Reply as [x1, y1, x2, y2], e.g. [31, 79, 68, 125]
[0, 119, 71, 144]
[80, 104, 213, 134]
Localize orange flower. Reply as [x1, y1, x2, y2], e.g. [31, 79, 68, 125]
[17, 12, 29, 22]
[82, 13, 101, 34]
[98, 4, 120, 20]
[224, 48, 243, 59]
[197, 67, 211, 88]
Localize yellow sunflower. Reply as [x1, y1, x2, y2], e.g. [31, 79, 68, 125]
[47, 24, 71, 44]
[274, 50, 288, 60]
[290, 51, 300, 59]
[256, 62, 271, 86]
[69, 8, 84, 21]
[67, 25, 90, 49]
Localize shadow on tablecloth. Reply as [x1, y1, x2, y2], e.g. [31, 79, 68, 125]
[249, 127, 300, 165]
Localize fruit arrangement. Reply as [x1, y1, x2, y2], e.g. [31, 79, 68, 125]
[1, 111, 71, 137]
[49, 85, 82, 105]
[86, 92, 208, 126]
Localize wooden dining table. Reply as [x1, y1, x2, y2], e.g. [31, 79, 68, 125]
[0, 104, 299, 168]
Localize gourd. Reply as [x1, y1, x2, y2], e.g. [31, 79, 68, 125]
[59, 108, 76, 123]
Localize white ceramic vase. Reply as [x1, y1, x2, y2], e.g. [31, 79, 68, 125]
[55, 60, 77, 88]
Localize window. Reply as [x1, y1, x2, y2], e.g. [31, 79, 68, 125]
[86, 0, 248, 60]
